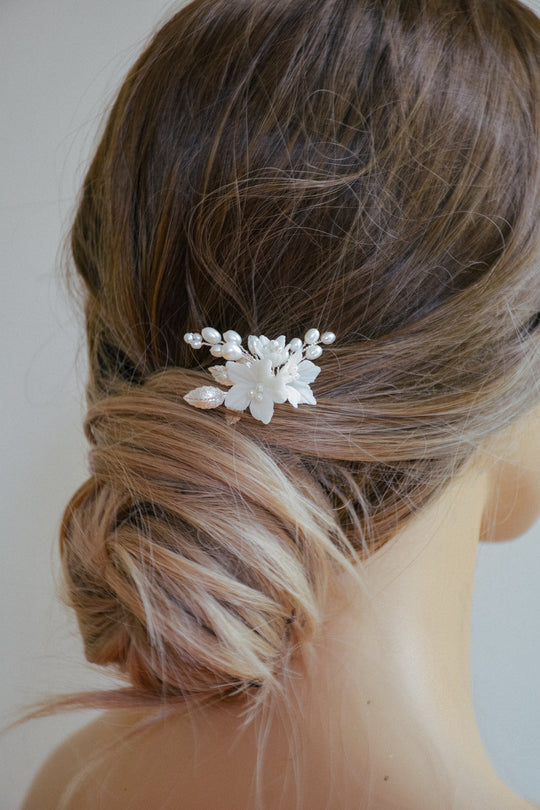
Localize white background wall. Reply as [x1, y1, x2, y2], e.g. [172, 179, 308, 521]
[1, 1, 540, 808]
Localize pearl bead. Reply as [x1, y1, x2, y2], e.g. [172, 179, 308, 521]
[210, 344, 223, 357]
[305, 328, 320, 345]
[305, 344, 323, 360]
[256, 383, 264, 392]
[184, 332, 194, 343]
[201, 327, 221, 344]
[222, 343, 243, 360]
[289, 338, 303, 352]
[255, 392, 264, 401]
[188, 333, 202, 348]
[321, 331, 336, 345]
[249, 389, 255, 398]
[223, 330, 242, 344]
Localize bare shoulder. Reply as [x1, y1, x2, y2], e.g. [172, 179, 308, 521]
[20, 710, 148, 810]
[20, 701, 301, 810]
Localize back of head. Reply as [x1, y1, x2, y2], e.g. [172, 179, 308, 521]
[60, 0, 540, 713]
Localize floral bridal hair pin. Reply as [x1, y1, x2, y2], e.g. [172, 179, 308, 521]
[183, 327, 336, 424]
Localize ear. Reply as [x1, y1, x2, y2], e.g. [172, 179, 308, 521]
[480, 403, 540, 542]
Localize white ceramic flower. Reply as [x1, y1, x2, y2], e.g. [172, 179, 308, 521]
[224, 357, 288, 424]
[183, 326, 335, 423]
[247, 334, 289, 367]
[280, 351, 321, 407]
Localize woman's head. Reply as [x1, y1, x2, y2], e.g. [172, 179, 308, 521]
[61, 0, 540, 708]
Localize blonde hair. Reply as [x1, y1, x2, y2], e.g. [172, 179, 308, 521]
[15, 0, 540, 801]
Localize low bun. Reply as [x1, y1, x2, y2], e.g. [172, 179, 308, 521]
[60, 370, 350, 702]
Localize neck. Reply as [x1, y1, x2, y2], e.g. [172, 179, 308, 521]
[107, 459, 539, 810]
[291, 462, 537, 809]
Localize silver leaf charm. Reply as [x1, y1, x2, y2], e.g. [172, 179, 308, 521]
[183, 386, 226, 409]
[208, 365, 233, 385]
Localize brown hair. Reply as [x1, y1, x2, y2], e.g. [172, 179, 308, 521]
[25, 0, 540, 727]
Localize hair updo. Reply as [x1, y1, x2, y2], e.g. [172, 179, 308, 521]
[58, 0, 540, 714]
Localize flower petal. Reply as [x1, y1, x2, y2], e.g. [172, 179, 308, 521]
[285, 385, 302, 407]
[271, 381, 288, 403]
[274, 368, 295, 401]
[224, 383, 252, 411]
[288, 381, 316, 405]
[296, 359, 321, 384]
[226, 360, 255, 384]
[248, 335, 263, 358]
[254, 357, 274, 381]
[249, 394, 275, 424]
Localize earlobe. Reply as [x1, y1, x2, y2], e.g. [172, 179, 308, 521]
[479, 405, 540, 543]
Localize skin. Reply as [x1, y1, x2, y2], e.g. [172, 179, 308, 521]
[22, 404, 540, 810]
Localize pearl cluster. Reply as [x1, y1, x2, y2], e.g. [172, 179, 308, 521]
[184, 326, 336, 362]
[250, 382, 265, 402]
[184, 328, 244, 359]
